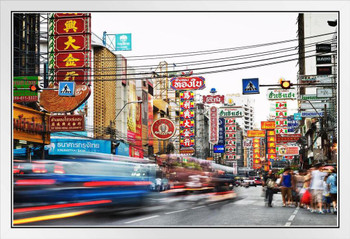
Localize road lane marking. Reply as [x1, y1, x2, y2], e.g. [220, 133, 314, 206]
[124, 215, 159, 224]
[285, 207, 299, 226]
[164, 209, 187, 215]
[285, 222, 292, 227]
[288, 215, 295, 221]
[191, 206, 205, 210]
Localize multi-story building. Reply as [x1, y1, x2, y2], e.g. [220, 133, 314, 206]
[297, 13, 338, 165]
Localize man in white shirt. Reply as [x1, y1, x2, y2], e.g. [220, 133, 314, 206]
[310, 163, 328, 214]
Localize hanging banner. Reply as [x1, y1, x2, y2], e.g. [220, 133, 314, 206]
[209, 106, 218, 144]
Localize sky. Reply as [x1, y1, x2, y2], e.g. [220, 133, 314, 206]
[91, 12, 299, 127]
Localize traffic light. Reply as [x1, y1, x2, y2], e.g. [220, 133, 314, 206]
[29, 84, 39, 92]
[280, 80, 291, 89]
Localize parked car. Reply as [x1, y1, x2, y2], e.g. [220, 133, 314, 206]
[243, 177, 256, 187]
[254, 176, 263, 186]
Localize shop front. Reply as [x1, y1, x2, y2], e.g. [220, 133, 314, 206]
[13, 103, 50, 159]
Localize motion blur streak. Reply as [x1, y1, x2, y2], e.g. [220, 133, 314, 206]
[14, 200, 112, 213]
[83, 181, 152, 187]
[16, 179, 56, 185]
[13, 210, 94, 225]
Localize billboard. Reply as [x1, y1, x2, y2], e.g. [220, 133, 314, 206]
[247, 130, 265, 138]
[13, 76, 39, 102]
[48, 138, 111, 155]
[116, 33, 132, 51]
[170, 77, 205, 90]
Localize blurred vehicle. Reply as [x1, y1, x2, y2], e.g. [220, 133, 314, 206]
[254, 176, 263, 186]
[13, 154, 157, 224]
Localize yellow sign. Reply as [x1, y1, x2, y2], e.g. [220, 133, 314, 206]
[247, 130, 265, 138]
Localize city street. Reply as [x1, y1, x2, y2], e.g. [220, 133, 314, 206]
[22, 186, 337, 227]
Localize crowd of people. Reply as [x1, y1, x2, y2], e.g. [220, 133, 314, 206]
[262, 163, 337, 214]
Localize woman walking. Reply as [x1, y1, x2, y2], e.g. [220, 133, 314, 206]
[279, 167, 293, 207]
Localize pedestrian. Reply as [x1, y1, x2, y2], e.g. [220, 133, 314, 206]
[279, 167, 293, 207]
[326, 168, 337, 214]
[322, 174, 331, 213]
[309, 163, 328, 214]
[293, 169, 306, 208]
[263, 170, 276, 207]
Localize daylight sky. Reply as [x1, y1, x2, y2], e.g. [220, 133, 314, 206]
[92, 12, 300, 126]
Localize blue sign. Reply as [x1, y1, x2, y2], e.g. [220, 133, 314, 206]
[48, 139, 111, 155]
[242, 78, 259, 94]
[218, 118, 225, 145]
[116, 33, 132, 51]
[116, 141, 129, 156]
[58, 81, 75, 96]
[213, 145, 225, 153]
[301, 111, 324, 117]
[294, 113, 302, 121]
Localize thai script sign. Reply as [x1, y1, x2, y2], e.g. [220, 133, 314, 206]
[300, 111, 324, 118]
[170, 77, 205, 90]
[300, 102, 330, 110]
[48, 138, 111, 155]
[276, 134, 301, 143]
[219, 107, 243, 117]
[300, 76, 333, 84]
[203, 95, 225, 104]
[301, 94, 329, 101]
[13, 76, 39, 102]
[267, 88, 297, 100]
[49, 115, 84, 132]
[261, 121, 275, 130]
[247, 130, 265, 138]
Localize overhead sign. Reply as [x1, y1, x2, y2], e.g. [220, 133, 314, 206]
[242, 78, 259, 94]
[267, 88, 297, 100]
[300, 76, 333, 84]
[317, 66, 332, 75]
[170, 77, 205, 90]
[300, 102, 330, 110]
[13, 76, 39, 102]
[151, 118, 176, 140]
[116, 33, 132, 51]
[203, 95, 225, 104]
[316, 55, 332, 64]
[247, 130, 265, 138]
[300, 111, 324, 117]
[49, 115, 84, 132]
[276, 134, 301, 143]
[213, 145, 225, 153]
[316, 88, 333, 98]
[261, 121, 276, 130]
[316, 44, 331, 53]
[301, 94, 329, 101]
[219, 107, 243, 117]
[58, 81, 75, 96]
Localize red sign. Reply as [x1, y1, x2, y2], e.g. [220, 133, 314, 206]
[286, 146, 300, 155]
[180, 137, 195, 147]
[55, 69, 86, 85]
[225, 154, 236, 160]
[180, 119, 194, 128]
[261, 121, 275, 130]
[181, 128, 194, 137]
[225, 125, 236, 132]
[225, 146, 236, 153]
[203, 95, 225, 104]
[276, 101, 287, 110]
[268, 148, 277, 154]
[55, 17, 88, 35]
[180, 100, 194, 109]
[209, 106, 218, 144]
[55, 35, 88, 52]
[225, 118, 236, 124]
[179, 91, 194, 100]
[276, 110, 288, 118]
[55, 52, 88, 69]
[170, 77, 205, 90]
[225, 139, 236, 146]
[49, 115, 84, 132]
[225, 132, 236, 139]
[151, 118, 176, 140]
[180, 109, 194, 119]
[54, 13, 87, 18]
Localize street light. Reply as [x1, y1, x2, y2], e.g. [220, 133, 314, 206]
[115, 100, 143, 120]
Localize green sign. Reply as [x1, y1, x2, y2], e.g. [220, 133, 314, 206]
[219, 107, 243, 117]
[14, 76, 39, 102]
[301, 94, 328, 101]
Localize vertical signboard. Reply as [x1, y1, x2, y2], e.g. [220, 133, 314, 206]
[148, 93, 154, 147]
[49, 13, 91, 86]
[180, 91, 195, 153]
[224, 118, 237, 160]
[253, 138, 261, 169]
[209, 106, 218, 144]
[128, 80, 137, 156]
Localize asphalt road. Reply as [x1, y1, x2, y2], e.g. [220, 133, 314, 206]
[18, 186, 338, 227]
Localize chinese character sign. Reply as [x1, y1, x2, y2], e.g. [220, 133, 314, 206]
[180, 91, 195, 151]
[49, 13, 91, 86]
[209, 106, 218, 144]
